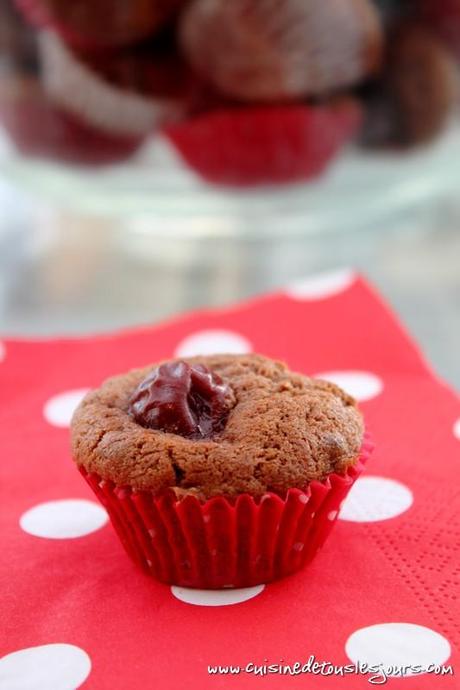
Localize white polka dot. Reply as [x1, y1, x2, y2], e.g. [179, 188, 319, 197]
[43, 389, 90, 428]
[0, 643, 91, 690]
[453, 418, 460, 440]
[20, 499, 108, 539]
[0, 341, 5, 362]
[328, 510, 339, 521]
[171, 585, 264, 606]
[314, 370, 383, 402]
[174, 330, 252, 358]
[339, 476, 413, 523]
[286, 269, 356, 300]
[346, 623, 451, 676]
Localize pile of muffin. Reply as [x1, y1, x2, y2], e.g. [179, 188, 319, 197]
[0, 0, 458, 184]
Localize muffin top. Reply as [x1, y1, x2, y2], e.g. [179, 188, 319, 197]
[71, 354, 364, 499]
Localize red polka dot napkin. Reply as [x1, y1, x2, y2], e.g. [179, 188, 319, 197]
[1, 271, 459, 689]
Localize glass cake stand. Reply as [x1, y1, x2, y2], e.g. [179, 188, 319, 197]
[1, 121, 460, 239]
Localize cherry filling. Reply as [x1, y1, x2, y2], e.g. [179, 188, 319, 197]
[129, 360, 232, 439]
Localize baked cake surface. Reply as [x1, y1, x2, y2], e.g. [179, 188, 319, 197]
[71, 354, 364, 498]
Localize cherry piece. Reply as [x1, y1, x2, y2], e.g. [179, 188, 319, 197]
[129, 361, 232, 439]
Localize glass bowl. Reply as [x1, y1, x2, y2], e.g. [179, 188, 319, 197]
[1, 0, 459, 236]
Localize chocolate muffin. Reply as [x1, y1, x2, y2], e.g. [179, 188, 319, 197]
[72, 354, 364, 499]
[179, 0, 384, 101]
[72, 354, 370, 588]
[360, 24, 458, 148]
[16, 0, 187, 49]
[0, 3, 143, 164]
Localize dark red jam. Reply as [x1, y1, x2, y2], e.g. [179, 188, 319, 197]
[129, 360, 232, 439]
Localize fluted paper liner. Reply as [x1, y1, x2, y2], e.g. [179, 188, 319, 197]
[80, 434, 373, 589]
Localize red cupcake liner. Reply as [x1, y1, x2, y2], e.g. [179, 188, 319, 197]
[164, 101, 362, 186]
[80, 434, 373, 589]
[0, 76, 142, 166]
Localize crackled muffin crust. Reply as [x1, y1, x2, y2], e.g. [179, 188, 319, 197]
[71, 354, 364, 499]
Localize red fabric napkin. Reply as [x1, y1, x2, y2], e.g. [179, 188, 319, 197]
[1, 271, 459, 689]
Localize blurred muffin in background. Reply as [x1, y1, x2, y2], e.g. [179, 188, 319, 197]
[14, 0, 187, 49]
[421, 0, 460, 61]
[360, 24, 458, 148]
[0, 3, 143, 164]
[179, 0, 384, 101]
